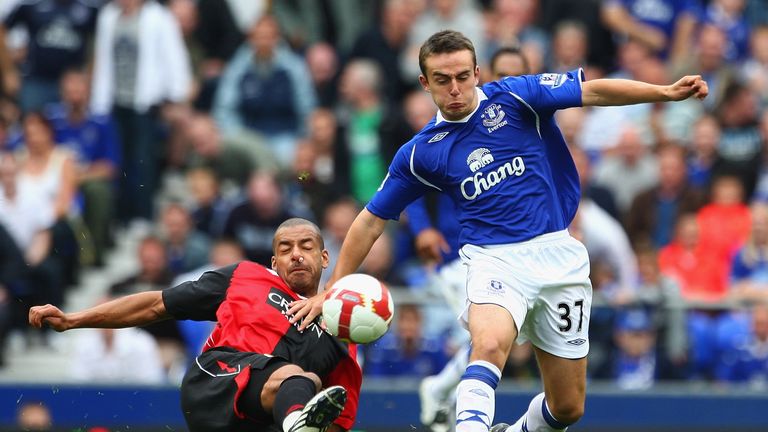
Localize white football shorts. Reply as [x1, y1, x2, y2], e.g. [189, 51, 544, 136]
[459, 229, 592, 359]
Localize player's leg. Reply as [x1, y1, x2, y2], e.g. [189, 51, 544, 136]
[455, 303, 517, 432]
[240, 363, 346, 432]
[504, 350, 586, 432]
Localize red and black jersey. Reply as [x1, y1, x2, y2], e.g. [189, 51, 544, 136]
[162, 261, 362, 430]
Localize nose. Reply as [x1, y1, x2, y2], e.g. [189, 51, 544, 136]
[449, 79, 460, 96]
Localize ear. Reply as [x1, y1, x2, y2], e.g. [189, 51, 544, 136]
[271, 256, 277, 270]
[419, 74, 430, 92]
[321, 249, 330, 269]
[474, 65, 480, 86]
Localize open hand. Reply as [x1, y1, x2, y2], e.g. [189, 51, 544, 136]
[288, 292, 327, 332]
[29, 304, 70, 332]
[667, 75, 708, 101]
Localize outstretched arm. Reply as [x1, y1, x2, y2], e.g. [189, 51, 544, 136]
[29, 291, 169, 332]
[288, 208, 388, 330]
[582, 75, 708, 107]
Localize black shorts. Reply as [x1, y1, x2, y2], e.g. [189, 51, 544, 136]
[180, 347, 290, 432]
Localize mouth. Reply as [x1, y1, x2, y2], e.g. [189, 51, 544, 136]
[290, 267, 309, 275]
[447, 102, 464, 111]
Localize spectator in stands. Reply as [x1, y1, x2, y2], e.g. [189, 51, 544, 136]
[546, 20, 589, 74]
[687, 114, 723, 189]
[272, 0, 374, 54]
[672, 24, 735, 110]
[364, 303, 450, 377]
[185, 167, 233, 239]
[70, 297, 166, 384]
[593, 308, 682, 389]
[696, 175, 751, 271]
[305, 42, 341, 109]
[716, 303, 768, 388]
[337, 59, 409, 203]
[730, 202, 768, 303]
[222, 171, 297, 266]
[0, 152, 59, 348]
[659, 213, 730, 302]
[16, 401, 52, 432]
[572, 198, 638, 304]
[0, 0, 99, 112]
[715, 83, 762, 198]
[486, 0, 549, 74]
[634, 244, 689, 368]
[571, 144, 620, 220]
[348, 0, 418, 102]
[286, 139, 342, 223]
[502, 342, 540, 381]
[306, 108, 350, 195]
[593, 125, 659, 215]
[702, 0, 751, 63]
[601, 0, 699, 61]
[158, 202, 210, 276]
[108, 235, 185, 381]
[320, 197, 361, 288]
[626, 144, 705, 248]
[742, 26, 768, 108]
[182, 113, 256, 188]
[401, 0, 486, 82]
[47, 69, 120, 267]
[213, 15, 315, 168]
[17, 112, 79, 288]
[90, 0, 192, 224]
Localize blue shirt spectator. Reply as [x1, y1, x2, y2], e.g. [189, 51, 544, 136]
[363, 304, 450, 377]
[2, 0, 98, 111]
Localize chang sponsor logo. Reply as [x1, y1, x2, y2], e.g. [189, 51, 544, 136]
[460, 156, 526, 200]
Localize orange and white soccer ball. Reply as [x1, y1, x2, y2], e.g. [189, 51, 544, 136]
[322, 273, 394, 344]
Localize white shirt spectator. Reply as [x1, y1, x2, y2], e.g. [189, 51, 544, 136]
[71, 327, 166, 384]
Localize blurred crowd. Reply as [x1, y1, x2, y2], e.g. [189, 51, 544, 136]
[0, 0, 767, 393]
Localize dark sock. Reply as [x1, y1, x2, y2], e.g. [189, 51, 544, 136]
[273, 375, 317, 425]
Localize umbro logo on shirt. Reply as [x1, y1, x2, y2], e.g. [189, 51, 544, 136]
[428, 132, 450, 143]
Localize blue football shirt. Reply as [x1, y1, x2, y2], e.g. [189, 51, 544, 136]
[368, 69, 584, 247]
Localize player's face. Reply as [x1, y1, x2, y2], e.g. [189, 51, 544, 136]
[419, 50, 479, 121]
[492, 54, 528, 80]
[271, 226, 329, 296]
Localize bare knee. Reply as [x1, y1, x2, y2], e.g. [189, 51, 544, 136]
[469, 334, 509, 368]
[546, 397, 584, 425]
[262, 364, 321, 403]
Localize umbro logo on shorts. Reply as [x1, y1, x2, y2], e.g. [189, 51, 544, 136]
[566, 338, 586, 346]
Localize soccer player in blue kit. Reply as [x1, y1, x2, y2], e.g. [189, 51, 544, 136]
[290, 30, 708, 432]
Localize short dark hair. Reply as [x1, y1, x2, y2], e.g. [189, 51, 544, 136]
[418, 30, 477, 76]
[489, 46, 530, 75]
[273, 218, 325, 250]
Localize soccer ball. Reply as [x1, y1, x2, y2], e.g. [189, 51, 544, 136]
[322, 273, 394, 344]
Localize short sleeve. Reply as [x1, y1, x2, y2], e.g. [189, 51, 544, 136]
[162, 264, 237, 321]
[366, 143, 431, 220]
[498, 69, 584, 113]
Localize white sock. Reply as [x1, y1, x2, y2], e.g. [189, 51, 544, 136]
[282, 410, 301, 432]
[455, 360, 501, 432]
[509, 392, 569, 432]
[430, 345, 471, 400]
